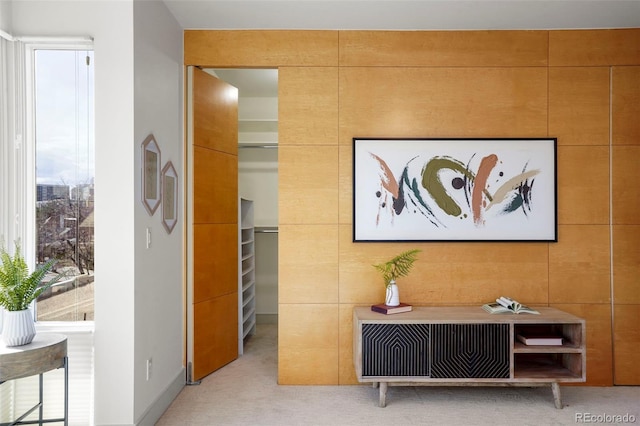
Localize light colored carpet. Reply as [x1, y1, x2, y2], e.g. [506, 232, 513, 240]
[157, 324, 639, 426]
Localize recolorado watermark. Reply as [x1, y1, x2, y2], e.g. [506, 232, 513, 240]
[576, 413, 637, 423]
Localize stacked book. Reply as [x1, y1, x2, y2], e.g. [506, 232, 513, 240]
[370, 303, 412, 315]
[516, 333, 563, 346]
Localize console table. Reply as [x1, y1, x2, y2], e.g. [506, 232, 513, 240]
[0, 333, 68, 425]
[353, 306, 585, 408]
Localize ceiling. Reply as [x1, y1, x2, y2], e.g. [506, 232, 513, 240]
[164, 0, 640, 31]
[181, 0, 639, 98]
[208, 69, 279, 97]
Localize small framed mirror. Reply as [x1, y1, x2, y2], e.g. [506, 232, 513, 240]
[161, 161, 178, 234]
[142, 134, 161, 215]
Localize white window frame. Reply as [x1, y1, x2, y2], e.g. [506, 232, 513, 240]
[1, 37, 95, 425]
[24, 39, 95, 328]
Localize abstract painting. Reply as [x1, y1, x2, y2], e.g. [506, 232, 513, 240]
[353, 138, 557, 242]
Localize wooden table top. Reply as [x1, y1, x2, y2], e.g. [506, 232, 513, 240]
[354, 306, 584, 324]
[0, 333, 67, 382]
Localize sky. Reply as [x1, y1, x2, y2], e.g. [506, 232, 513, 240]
[35, 49, 95, 188]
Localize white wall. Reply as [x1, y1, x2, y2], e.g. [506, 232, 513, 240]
[0, 1, 12, 34]
[133, 0, 184, 423]
[238, 96, 278, 227]
[11, 1, 184, 424]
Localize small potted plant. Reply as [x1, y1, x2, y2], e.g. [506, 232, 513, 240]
[373, 249, 421, 306]
[0, 241, 61, 346]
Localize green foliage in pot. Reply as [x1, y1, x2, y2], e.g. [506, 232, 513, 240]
[0, 241, 61, 311]
[373, 249, 421, 288]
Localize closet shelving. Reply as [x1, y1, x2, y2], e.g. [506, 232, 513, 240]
[238, 97, 279, 331]
[238, 118, 278, 133]
[238, 118, 278, 151]
[239, 198, 256, 354]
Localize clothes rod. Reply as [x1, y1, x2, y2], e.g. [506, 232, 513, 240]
[239, 144, 278, 149]
[255, 227, 278, 233]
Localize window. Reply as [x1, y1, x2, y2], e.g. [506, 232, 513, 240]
[32, 48, 94, 322]
[0, 38, 95, 425]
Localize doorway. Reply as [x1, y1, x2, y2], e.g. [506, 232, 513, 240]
[204, 68, 279, 353]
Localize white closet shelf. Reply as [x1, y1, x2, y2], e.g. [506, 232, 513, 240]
[242, 306, 256, 323]
[239, 119, 278, 133]
[242, 292, 256, 308]
[242, 318, 256, 338]
[242, 279, 255, 292]
[241, 253, 253, 261]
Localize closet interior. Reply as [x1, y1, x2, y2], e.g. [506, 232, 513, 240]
[207, 69, 279, 353]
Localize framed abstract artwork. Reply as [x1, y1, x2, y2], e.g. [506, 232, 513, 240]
[353, 138, 557, 242]
[161, 161, 178, 234]
[142, 134, 161, 215]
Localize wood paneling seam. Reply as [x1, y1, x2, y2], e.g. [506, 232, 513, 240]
[608, 66, 616, 383]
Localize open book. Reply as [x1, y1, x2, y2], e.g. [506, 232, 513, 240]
[482, 296, 539, 315]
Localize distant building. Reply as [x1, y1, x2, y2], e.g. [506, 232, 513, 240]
[71, 183, 94, 203]
[37, 184, 69, 201]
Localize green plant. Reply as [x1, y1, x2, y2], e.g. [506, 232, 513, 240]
[373, 249, 421, 287]
[0, 241, 61, 311]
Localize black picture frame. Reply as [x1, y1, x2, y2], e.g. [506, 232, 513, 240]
[353, 137, 557, 242]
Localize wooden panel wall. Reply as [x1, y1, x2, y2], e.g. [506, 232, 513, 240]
[184, 30, 338, 67]
[184, 28, 640, 386]
[612, 65, 640, 385]
[549, 29, 640, 385]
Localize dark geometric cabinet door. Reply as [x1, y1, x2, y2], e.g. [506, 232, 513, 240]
[362, 323, 430, 377]
[430, 323, 510, 379]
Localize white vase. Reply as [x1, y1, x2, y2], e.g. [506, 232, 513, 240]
[385, 281, 400, 306]
[1, 309, 36, 347]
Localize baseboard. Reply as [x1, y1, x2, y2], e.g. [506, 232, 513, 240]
[136, 367, 185, 426]
[257, 313, 278, 324]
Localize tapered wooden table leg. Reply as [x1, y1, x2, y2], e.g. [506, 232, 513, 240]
[551, 382, 562, 409]
[379, 382, 388, 407]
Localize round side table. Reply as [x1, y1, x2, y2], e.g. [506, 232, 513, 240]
[0, 333, 68, 426]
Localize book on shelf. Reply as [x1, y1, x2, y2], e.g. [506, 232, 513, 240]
[482, 296, 540, 315]
[516, 333, 563, 346]
[371, 303, 413, 315]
